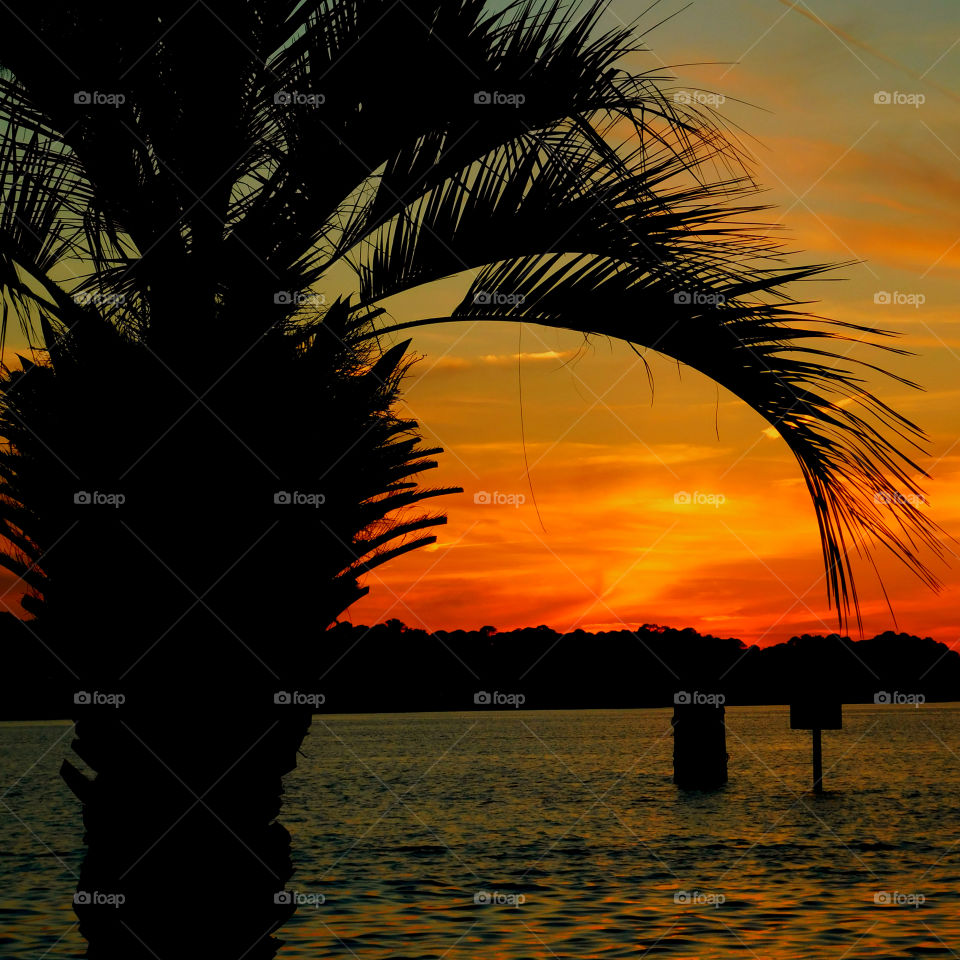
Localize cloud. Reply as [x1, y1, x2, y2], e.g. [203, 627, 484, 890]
[776, 1, 960, 104]
[481, 350, 574, 365]
[416, 350, 576, 372]
[567, 444, 733, 467]
[425, 355, 473, 371]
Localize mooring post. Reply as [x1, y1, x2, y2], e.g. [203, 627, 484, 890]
[672, 702, 728, 789]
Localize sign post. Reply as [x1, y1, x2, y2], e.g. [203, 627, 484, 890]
[811, 726, 823, 793]
[790, 700, 841, 793]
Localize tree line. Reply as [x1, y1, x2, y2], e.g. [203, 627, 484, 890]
[4, 614, 956, 718]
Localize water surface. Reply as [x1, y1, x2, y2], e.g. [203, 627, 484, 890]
[2, 705, 958, 957]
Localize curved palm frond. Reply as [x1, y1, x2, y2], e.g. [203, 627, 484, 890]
[0, 0, 942, 633]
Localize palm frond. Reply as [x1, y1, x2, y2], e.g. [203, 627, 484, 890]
[0, 0, 943, 631]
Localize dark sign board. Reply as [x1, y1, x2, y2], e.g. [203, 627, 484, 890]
[790, 701, 842, 730]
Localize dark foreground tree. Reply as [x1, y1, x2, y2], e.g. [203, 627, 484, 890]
[0, 1, 942, 957]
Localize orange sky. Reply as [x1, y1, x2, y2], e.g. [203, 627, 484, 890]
[346, 1, 960, 645]
[2, 1, 958, 647]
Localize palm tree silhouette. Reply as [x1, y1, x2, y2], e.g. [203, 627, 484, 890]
[0, 1, 942, 957]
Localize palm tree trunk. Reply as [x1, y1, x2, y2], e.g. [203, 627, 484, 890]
[62, 679, 315, 958]
[33, 345, 367, 957]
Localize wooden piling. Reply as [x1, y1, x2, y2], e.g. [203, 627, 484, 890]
[672, 703, 728, 789]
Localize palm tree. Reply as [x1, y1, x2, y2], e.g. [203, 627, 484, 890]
[0, 1, 941, 957]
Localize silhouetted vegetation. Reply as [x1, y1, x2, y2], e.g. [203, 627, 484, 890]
[4, 615, 956, 718]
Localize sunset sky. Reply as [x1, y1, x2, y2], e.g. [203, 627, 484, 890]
[346, 0, 960, 645]
[1, 1, 956, 648]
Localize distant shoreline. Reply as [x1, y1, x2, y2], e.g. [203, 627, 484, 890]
[3, 619, 958, 720]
